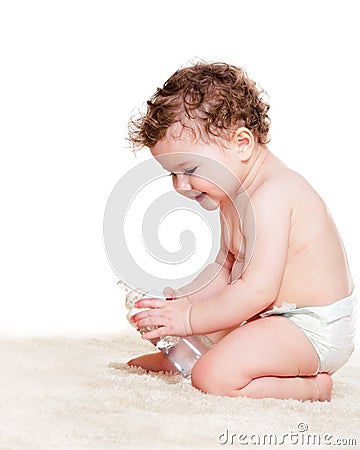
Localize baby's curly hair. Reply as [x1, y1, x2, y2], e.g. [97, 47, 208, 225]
[128, 62, 271, 150]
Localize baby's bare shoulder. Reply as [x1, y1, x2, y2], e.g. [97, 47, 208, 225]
[255, 166, 322, 207]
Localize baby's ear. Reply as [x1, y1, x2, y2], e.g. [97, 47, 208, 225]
[233, 127, 254, 162]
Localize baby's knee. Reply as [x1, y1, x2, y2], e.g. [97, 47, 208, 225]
[191, 355, 228, 396]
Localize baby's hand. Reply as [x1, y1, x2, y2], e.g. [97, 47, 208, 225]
[131, 296, 192, 340]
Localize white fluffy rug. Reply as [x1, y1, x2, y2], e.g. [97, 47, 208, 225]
[1, 331, 360, 450]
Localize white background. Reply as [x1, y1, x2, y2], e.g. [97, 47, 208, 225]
[0, 0, 359, 339]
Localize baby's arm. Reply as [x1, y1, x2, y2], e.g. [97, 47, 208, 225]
[190, 182, 291, 333]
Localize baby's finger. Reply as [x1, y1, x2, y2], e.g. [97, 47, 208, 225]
[135, 298, 165, 309]
[141, 326, 168, 341]
[163, 287, 175, 299]
[136, 315, 165, 329]
[130, 308, 163, 323]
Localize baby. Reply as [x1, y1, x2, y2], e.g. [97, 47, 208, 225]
[127, 62, 356, 401]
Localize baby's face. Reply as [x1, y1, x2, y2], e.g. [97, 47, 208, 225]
[151, 126, 244, 210]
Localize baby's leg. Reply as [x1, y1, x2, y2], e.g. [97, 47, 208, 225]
[191, 316, 332, 401]
[127, 352, 178, 373]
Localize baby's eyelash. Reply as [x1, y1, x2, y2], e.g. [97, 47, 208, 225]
[185, 167, 198, 174]
[168, 167, 198, 177]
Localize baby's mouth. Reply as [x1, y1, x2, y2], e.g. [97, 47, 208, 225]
[195, 192, 206, 202]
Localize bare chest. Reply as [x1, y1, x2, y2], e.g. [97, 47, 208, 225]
[221, 204, 246, 282]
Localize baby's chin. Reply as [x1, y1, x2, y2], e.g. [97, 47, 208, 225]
[195, 193, 219, 211]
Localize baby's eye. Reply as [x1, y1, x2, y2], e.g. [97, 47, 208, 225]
[184, 167, 198, 175]
[168, 167, 198, 177]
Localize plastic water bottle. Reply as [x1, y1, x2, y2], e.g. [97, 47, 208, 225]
[119, 282, 215, 378]
[157, 333, 215, 378]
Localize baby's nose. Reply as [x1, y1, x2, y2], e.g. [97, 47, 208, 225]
[173, 174, 191, 191]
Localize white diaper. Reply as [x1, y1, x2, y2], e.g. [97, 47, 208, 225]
[260, 294, 357, 374]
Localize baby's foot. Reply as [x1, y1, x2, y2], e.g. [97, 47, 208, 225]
[127, 352, 177, 374]
[312, 373, 333, 401]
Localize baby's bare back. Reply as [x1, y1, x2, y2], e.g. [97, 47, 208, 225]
[275, 168, 353, 306]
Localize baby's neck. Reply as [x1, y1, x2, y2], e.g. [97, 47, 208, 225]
[240, 145, 271, 194]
